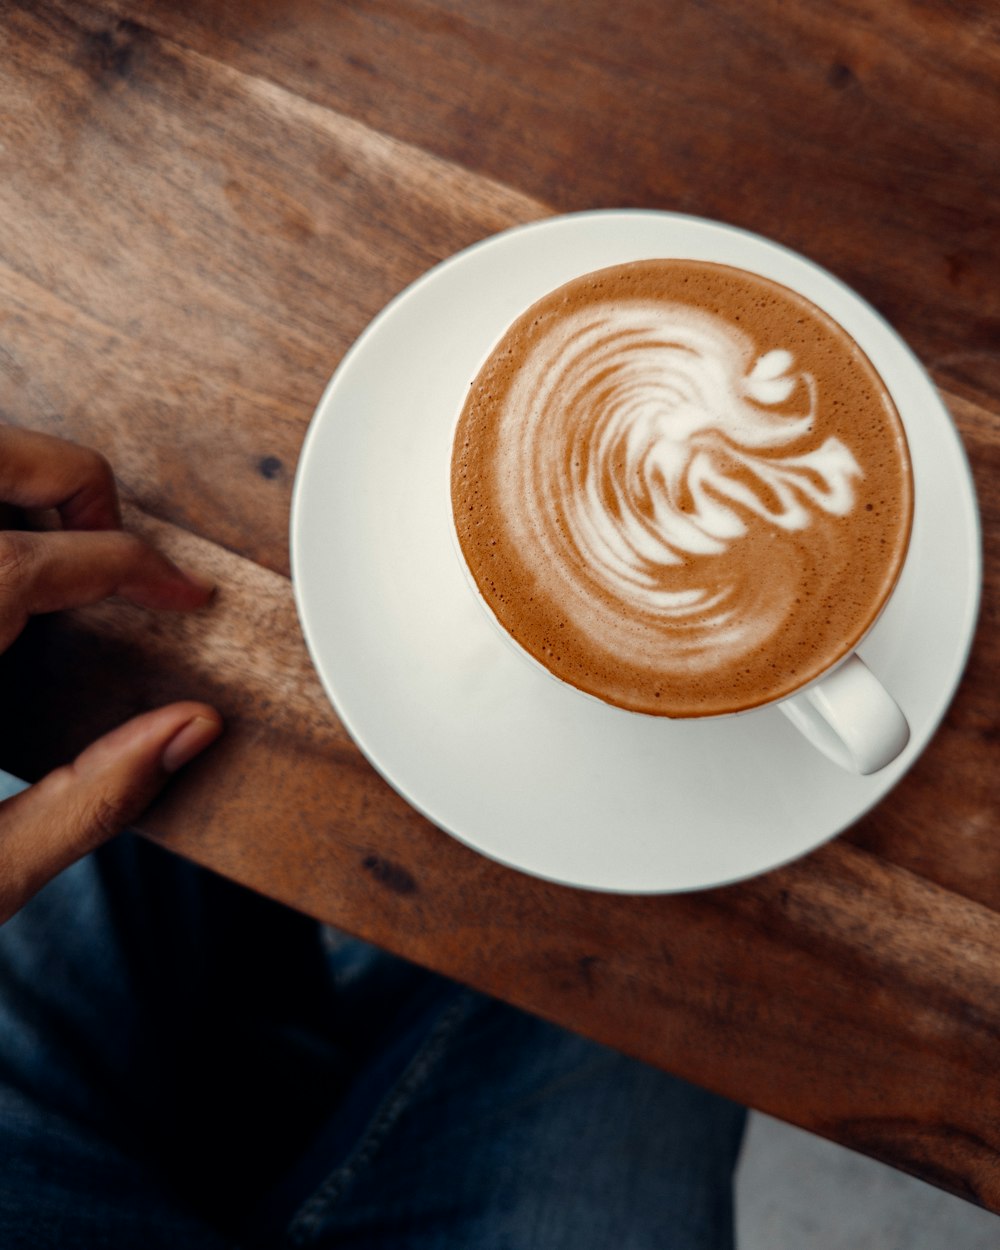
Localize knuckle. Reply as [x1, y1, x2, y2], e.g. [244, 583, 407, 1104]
[49, 764, 130, 848]
[67, 448, 119, 522]
[85, 792, 124, 843]
[52, 441, 121, 531]
[0, 532, 33, 590]
[83, 447, 116, 493]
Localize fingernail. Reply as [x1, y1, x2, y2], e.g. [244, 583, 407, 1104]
[180, 567, 217, 598]
[161, 715, 223, 774]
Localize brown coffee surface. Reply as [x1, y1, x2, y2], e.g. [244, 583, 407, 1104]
[451, 260, 913, 717]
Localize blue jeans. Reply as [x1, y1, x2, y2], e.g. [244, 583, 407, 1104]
[0, 771, 745, 1249]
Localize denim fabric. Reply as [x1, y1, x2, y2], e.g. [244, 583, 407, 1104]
[0, 770, 745, 1249]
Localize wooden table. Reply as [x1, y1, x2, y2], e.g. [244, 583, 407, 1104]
[2, 0, 998, 1211]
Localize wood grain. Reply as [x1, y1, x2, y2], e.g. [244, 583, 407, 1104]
[1, 0, 999, 1212]
[95, 0, 1000, 402]
[0, 0, 548, 570]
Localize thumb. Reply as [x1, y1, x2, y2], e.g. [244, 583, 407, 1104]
[0, 702, 223, 924]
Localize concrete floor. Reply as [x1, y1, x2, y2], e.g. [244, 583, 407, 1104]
[736, 1114, 999, 1250]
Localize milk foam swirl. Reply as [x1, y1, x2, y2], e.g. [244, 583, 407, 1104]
[495, 302, 863, 668]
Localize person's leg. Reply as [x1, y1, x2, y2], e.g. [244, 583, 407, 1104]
[0, 762, 745, 1250]
[0, 1078, 241, 1250]
[278, 982, 746, 1250]
[0, 768, 356, 1247]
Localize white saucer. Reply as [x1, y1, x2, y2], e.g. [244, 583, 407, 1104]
[291, 212, 981, 893]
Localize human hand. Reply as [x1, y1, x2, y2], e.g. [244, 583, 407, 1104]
[0, 425, 223, 923]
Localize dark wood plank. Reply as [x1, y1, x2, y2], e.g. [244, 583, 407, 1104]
[0, 0, 548, 571]
[845, 389, 1000, 908]
[95, 0, 1000, 404]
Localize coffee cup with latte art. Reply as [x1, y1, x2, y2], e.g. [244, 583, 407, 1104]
[451, 260, 913, 774]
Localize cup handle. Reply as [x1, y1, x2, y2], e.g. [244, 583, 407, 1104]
[777, 654, 909, 775]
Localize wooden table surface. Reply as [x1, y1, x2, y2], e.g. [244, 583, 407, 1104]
[2, 0, 999, 1211]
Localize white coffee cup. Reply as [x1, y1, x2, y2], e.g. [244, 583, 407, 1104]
[450, 256, 913, 776]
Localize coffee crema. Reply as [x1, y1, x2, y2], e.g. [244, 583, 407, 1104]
[451, 260, 913, 717]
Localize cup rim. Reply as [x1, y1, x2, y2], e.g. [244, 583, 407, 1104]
[448, 244, 916, 720]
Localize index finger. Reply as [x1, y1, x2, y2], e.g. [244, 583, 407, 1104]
[0, 425, 121, 531]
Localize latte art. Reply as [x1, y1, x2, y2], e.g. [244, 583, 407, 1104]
[502, 304, 864, 661]
[452, 261, 913, 717]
